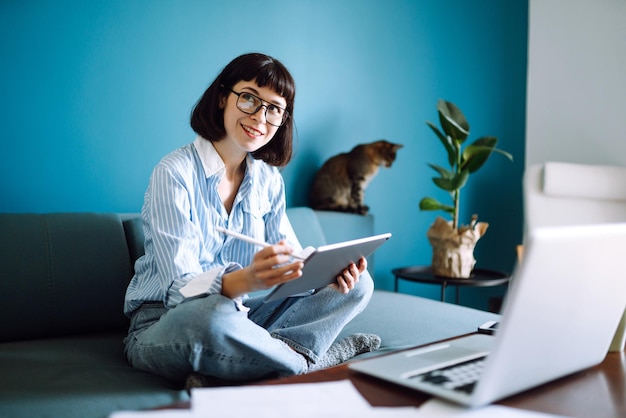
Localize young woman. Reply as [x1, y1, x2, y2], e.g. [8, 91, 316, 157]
[123, 53, 380, 387]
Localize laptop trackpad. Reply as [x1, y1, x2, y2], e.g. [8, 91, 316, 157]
[349, 334, 493, 380]
[396, 335, 493, 378]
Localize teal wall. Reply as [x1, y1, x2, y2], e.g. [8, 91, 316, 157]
[0, 0, 527, 310]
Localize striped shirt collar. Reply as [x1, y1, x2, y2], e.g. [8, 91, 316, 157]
[192, 135, 255, 179]
[193, 135, 225, 178]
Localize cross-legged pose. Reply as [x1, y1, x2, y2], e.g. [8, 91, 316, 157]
[123, 53, 380, 388]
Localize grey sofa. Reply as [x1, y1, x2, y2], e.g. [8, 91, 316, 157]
[0, 208, 499, 418]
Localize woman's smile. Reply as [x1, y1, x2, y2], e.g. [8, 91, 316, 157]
[241, 123, 264, 139]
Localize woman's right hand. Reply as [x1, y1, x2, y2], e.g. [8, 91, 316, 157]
[221, 240, 303, 298]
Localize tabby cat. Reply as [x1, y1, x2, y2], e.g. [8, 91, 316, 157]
[309, 140, 402, 215]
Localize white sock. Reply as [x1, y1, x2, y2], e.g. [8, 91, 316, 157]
[308, 333, 381, 372]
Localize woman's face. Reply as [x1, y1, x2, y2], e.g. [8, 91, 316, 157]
[221, 80, 287, 155]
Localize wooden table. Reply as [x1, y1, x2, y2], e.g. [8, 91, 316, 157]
[161, 340, 626, 417]
[266, 347, 626, 418]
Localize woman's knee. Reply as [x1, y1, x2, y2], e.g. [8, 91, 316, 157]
[169, 295, 244, 338]
[326, 269, 374, 307]
[355, 270, 375, 297]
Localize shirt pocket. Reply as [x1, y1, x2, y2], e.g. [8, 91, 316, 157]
[240, 199, 271, 239]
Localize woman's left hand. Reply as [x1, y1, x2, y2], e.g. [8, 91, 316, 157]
[329, 256, 367, 294]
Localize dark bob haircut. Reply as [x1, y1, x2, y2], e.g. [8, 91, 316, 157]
[190, 53, 296, 167]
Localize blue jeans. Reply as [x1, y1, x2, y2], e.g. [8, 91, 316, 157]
[123, 271, 374, 383]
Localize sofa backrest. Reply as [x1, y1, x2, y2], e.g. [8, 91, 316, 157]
[314, 210, 375, 244]
[0, 209, 374, 342]
[284, 207, 327, 248]
[286, 207, 376, 270]
[0, 213, 133, 342]
[121, 213, 145, 266]
[121, 208, 375, 256]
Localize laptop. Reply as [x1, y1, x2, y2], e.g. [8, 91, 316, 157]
[349, 223, 626, 407]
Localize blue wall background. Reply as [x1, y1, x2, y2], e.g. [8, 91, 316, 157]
[0, 0, 528, 310]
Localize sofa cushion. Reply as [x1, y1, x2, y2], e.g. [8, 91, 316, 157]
[0, 332, 188, 418]
[339, 290, 500, 358]
[0, 213, 133, 342]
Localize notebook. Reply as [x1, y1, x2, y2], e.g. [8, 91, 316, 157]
[349, 223, 626, 407]
[263, 233, 391, 302]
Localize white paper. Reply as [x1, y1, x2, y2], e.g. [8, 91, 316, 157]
[191, 380, 419, 417]
[109, 410, 191, 418]
[418, 398, 568, 417]
[109, 383, 569, 418]
[179, 267, 223, 298]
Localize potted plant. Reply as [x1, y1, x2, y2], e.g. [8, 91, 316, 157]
[419, 99, 513, 278]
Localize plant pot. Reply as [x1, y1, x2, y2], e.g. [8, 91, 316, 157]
[426, 216, 489, 278]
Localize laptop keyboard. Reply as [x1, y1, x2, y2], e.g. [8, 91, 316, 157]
[411, 356, 487, 394]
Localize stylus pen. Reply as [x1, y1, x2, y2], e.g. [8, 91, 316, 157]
[215, 226, 306, 260]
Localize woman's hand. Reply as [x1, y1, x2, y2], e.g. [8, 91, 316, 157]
[329, 256, 367, 294]
[222, 240, 303, 298]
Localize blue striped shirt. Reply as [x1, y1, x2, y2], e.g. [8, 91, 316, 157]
[124, 136, 301, 316]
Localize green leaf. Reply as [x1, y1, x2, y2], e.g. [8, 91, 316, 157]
[450, 169, 470, 190]
[427, 163, 453, 179]
[432, 169, 469, 191]
[491, 148, 513, 161]
[461, 136, 513, 173]
[437, 100, 469, 143]
[432, 177, 453, 191]
[427, 122, 456, 167]
[419, 197, 455, 213]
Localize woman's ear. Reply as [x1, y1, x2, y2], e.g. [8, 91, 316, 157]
[218, 94, 226, 109]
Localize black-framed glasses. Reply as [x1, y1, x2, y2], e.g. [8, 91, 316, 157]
[227, 88, 289, 127]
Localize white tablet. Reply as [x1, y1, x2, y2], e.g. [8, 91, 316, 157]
[263, 233, 391, 302]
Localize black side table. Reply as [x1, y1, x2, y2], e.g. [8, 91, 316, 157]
[392, 266, 510, 304]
